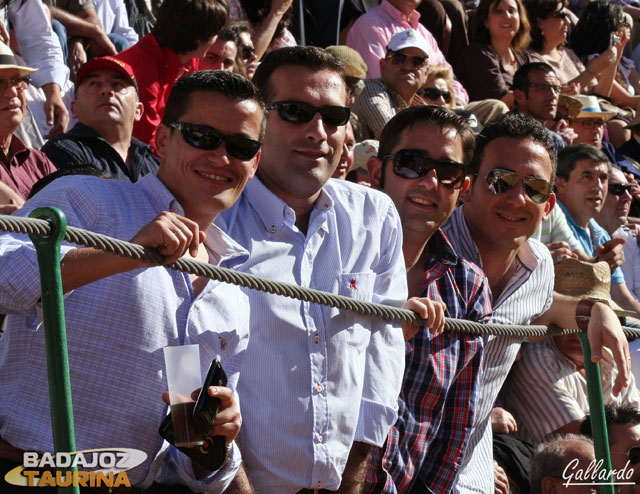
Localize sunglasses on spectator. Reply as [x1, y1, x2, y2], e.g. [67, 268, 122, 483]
[241, 44, 255, 60]
[268, 101, 351, 126]
[527, 82, 564, 93]
[421, 87, 452, 103]
[386, 51, 428, 69]
[611, 447, 640, 465]
[169, 122, 262, 160]
[481, 168, 553, 204]
[549, 10, 569, 20]
[0, 76, 30, 93]
[608, 183, 634, 195]
[383, 149, 466, 188]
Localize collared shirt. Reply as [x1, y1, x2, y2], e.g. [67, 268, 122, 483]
[502, 338, 640, 445]
[0, 173, 249, 492]
[365, 230, 492, 494]
[94, 0, 139, 45]
[532, 204, 583, 253]
[114, 34, 199, 150]
[217, 177, 407, 493]
[557, 200, 625, 285]
[352, 78, 423, 140]
[0, 135, 57, 199]
[441, 205, 555, 494]
[42, 122, 159, 182]
[613, 226, 640, 300]
[1, 0, 69, 89]
[346, 0, 468, 104]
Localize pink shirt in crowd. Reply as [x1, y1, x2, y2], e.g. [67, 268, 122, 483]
[346, 0, 469, 105]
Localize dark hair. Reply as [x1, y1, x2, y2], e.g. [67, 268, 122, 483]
[470, 112, 557, 183]
[229, 22, 252, 78]
[512, 62, 556, 91]
[152, 0, 229, 54]
[470, 0, 532, 53]
[218, 27, 240, 46]
[581, 405, 640, 439]
[241, 0, 292, 40]
[377, 105, 476, 189]
[162, 70, 267, 139]
[28, 166, 113, 199]
[570, 1, 624, 58]
[556, 143, 611, 179]
[525, 0, 567, 52]
[253, 46, 346, 102]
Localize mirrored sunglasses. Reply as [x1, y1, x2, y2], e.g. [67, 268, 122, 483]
[268, 100, 351, 127]
[387, 51, 428, 69]
[608, 183, 633, 196]
[383, 149, 466, 188]
[421, 87, 452, 103]
[482, 168, 553, 204]
[169, 122, 262, 160]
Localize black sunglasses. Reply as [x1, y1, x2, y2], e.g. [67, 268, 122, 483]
[482, 168, 553, 204]
[421, 87, 452, 103]
[383, 149, 466, 188]
[549, 10, 569, 20]
[387, 51, 428, 69]
[608, 183, 634, 196]
[268, 101, 351, 127]
[612, 447, 640, 465]
[241, 44, 255, 60]
[169, 122, 262, 160]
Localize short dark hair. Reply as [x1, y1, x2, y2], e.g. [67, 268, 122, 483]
[152, 0, 228, 54]
[512, 62, 556, 91]
[252, 46, 346, 102]
[162, 70, 267, 139]
[556, 143, 611, 180]
[581, 405, 640, 439]
[377, 105, 476, 189]
[218, 27, 239, 46]
[470, 112, 557, 184]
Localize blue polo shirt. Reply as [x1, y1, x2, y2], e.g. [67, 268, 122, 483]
[558, 201, 625, 285]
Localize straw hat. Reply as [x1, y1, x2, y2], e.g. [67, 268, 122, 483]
[0, 41, 36, 78]
[571, 95, 616, 121]
[558, 94, 584, 120]
[624, 112, 640, 130]
[554, 258, 637, 317]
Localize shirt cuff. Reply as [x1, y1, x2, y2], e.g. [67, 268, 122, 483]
[354, 398, 398, 447]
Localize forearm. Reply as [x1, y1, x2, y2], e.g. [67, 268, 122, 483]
[224, 463, 255, 494]
[49, 5, 102, 39]
[336, 441, 371, 494]
[251, 3, 290, 60]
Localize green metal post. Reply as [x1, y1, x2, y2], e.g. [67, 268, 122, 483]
[28, 207, 79, 494]
[578, 332, 614, 494]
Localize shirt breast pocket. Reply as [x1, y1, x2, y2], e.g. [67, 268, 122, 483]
[338, 272, 376, 352]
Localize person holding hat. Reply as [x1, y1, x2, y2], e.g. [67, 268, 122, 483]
[42, 56, 158, 182]
[352, 29, 430, 139]
[0, 41, 56, 210]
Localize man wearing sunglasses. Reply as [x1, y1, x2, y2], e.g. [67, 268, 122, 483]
[0, 70, 265, 492]
[218, 46, 407, 494]
[438, 113, 630, 494]
[364, 105, 493, 494]
[555, 144, 640, 315]
[353, 29, 430, 140]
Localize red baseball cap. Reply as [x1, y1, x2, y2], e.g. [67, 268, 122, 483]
[76, 56, 138, 95]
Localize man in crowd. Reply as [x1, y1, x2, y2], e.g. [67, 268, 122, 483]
[0, 42, 56, 208]
[43, 56, 158, 182]
[440, 113, 630, 493]
[0, 70, 263, 491]
[352, 29, 429, 140]
[364, 105, 492, 493]
[200, 28, 239, 72]
[555, 144, 640, 314]
[218, 46, 407, 493]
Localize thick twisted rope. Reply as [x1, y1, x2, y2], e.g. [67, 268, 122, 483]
[2, 214, 639, 339]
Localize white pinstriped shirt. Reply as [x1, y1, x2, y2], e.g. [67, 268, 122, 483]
[441, 205, 555, 493]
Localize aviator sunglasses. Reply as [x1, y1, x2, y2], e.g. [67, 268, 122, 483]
[383, 149, 467, 188]
[608, 183, 634, 196]
[481, 168, 553, 204]
[268, 101, 351, 126]
[169, 122, 262, 160]
[421, 87, 452, 103]
[386, 51, 428, 69]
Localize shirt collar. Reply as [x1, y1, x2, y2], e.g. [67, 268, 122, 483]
[425, 229, 459, 267]
[1, 135, 30, 165]
[381, 0, 421, 28]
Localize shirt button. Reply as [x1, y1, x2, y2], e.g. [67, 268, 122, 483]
[317, 434, 323, 443]
[271, 225, 276, 233]
[316, 383, 323, 393]
[286, 211, 291, 216]
[314, 333, 320, 344]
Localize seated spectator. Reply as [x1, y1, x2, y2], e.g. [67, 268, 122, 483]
[331, 119, 356, 179]
[0, 43, 56, 204]
[619, 114, 640, 169]
[455, 0, 533, 104]
[114, 0, 228, 152]
[352, 29, 429, 139]
[42, 57, 158, 182]
[346, 0, 469, 105]
[201, 28, 239, 72]
[532, 204, 588, 266]
[529, 434, 596, 494]
[346, 139, 378, 186]
[419, 65, 456, 109]
[230, 22, 258, 79]
[326, 44, 368, 105]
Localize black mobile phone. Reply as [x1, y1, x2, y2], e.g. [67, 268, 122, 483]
[193, 359, 227, 435]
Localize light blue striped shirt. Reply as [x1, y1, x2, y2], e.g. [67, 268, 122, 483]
[217, 177, 407, 493]
[442, 205, 554, 494]
[0, 173, 250, 492]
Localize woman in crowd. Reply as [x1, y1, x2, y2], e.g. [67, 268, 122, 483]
[455, 0, 533, 104]
[419, 65, 457, 109]
[230, 22, 259, 79]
